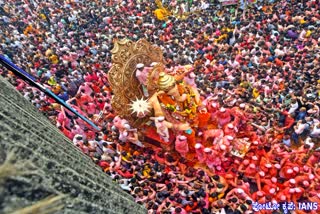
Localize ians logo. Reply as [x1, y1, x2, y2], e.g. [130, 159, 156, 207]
[298, 202, 318, 211]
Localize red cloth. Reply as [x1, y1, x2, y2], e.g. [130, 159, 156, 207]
[197, 112, 211, 129]
[98, 161, 109, 169]
[284, 115, 295, 129]
[144, 126, 174, 146]
[118, 170, 133, 178]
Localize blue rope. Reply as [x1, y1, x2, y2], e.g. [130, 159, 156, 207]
[0, 54, 101, 131]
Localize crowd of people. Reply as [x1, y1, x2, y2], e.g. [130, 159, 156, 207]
[0, 0, 320, 213]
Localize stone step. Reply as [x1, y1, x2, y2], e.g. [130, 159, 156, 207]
[0, 76, 146, 214]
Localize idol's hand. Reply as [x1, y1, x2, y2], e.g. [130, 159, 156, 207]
[156, 90, 165, 96]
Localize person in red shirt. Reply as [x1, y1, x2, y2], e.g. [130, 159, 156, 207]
[90, 80, 101, 94]
[274, 57, 284, 67]
[205, 52, 214, 62]
[118, 167, 134, 179]
[281, 112, 295, 131]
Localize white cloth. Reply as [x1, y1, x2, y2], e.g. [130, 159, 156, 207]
[310, 125, 320, 137]
[288, 102, 299, 114]
[294, 123, 307, 135]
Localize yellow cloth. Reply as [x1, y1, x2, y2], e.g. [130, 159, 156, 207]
[305, 30, 312, 37]
[121, 153, 131, 162]
[154, 9, 169, 21]
[214, 34, 228, 43]
[252, 88, 260, 99]
[51, 103, 61, 110]
[299, 19, 306, 24]
[203, 33, 209, 41]
[142, 166, 150, 177]
[49, 54, 59, 64]
[52, 85, 61, 94]
[23, 25, 33, 35]
[217, 10, 224, 17]
[240, 81, 250, 88]
[48, 76, 57, 86]
[222, 27, 232, 33]
[39, 13, 46, 20]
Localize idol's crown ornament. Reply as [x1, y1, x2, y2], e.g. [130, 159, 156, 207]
[158, 72, 176, 92]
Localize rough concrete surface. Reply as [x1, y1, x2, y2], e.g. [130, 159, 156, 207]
[0, 75, 146, 214]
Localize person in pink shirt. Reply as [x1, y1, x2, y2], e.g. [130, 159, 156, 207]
[204, 148, 221, 170]
[243, 163, 257, 179]
[204, 96, 219, 111]
[174, 135, 189, 158]
[71, 124, 86, 140]
[77, 82, 93, 95]
[172, 207, 187, 214]
[135, 63, 148, 85]
[194, 143, 206, 163]
[219, 135, 234, 153]
[56, 107, 71, 129]
[213, 107, 232, 128]
[15, 79, 26, 91]
[202, 128, 224, 145]
[223, 123, 237, 137]
[83, 102, 99, 115]
[61, 53, 72, 66]
[150, 116, 170, 143]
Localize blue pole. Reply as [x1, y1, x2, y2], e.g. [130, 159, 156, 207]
[0, 55, 101, 131]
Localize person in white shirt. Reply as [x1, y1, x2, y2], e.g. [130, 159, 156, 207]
[200, 0, 210, 10]
[310, 123, 320, 138]
[119, 178, 132, 192]
[294, 120, 307, 135]
[292, 120, 308, 144]
[228, 58, 240, 69]
[304, 137, 315, 149]
[288, 99, 299, 115]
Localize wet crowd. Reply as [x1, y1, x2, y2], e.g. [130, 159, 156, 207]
[0, 0, 320, 213]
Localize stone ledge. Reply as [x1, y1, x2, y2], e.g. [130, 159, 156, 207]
[0, 76, 146, 214]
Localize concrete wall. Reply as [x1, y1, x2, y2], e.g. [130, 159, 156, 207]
[0, 76, 146, 214]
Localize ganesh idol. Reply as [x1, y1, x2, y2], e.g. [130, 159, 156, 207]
[107, 39, 237, 157]
[145, 68, 201, 149]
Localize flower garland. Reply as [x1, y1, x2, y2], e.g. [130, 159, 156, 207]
[163, 83, 198, 121]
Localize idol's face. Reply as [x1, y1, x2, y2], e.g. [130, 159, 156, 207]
[167, 84, 178, 96]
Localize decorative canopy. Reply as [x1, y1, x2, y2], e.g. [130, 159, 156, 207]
[108, 39, 164, 126]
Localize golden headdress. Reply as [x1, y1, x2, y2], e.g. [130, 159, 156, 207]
[158, 72, 176, 92]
